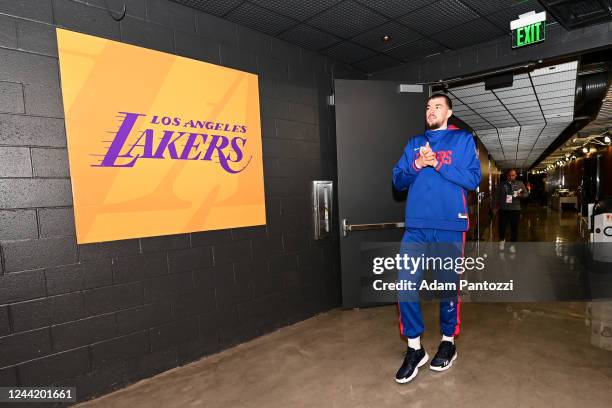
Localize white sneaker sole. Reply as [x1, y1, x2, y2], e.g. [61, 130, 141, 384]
[395, 352, 429, 384]
[429, 352, 457, 372]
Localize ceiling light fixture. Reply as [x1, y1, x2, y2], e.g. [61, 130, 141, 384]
[381, 35, 391, 42]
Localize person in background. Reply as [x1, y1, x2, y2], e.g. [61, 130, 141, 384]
[493, 169, 529, 253]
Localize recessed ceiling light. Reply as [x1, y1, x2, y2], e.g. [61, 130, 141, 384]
[381, 35, 391, 42]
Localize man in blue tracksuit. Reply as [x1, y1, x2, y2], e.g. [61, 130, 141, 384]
[392, 93, 481, 383]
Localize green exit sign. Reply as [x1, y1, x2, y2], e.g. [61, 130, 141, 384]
[512, 22, 545, 48]
[511, 11, 546, 49]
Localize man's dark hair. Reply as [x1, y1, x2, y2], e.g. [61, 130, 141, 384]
[427, 93, 452, 110]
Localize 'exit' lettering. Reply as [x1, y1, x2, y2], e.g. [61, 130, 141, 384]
[512, 22, 545, 48]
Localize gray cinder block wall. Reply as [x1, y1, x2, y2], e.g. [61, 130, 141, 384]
[0, 0, 363, 401]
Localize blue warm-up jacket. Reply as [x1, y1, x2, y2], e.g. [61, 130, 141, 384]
[392, 128, 481, 232]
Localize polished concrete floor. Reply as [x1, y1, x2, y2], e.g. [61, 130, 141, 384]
[79, 206, 612, 408]
[485, 202, 581, 243]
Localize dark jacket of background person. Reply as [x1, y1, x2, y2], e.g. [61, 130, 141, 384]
[494, 179, 529, 211]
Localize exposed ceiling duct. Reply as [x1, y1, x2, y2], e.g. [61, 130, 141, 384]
[575, 72, 609, 116]
[581, 79, 612, 135]
[530, 70, 610, 169]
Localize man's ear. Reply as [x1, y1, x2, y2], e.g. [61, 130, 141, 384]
[446, 109, 453, 120]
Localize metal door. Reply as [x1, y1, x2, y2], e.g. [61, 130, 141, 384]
[334, 79, 427, 308]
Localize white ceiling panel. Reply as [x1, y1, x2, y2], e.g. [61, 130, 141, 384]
[540, 98, 574, 106]
[460, 94, 498, 103]
[494, 87, 534, 98]
[507, 105, 541, 115]
[533, 81, 576, 93]
[498, 94, 538, 104]
[465, 105, 505, 113]
[531, 71, 577, 85]
[531, 61, 578, 75]
[537, 89, 575, 99]
[509, 78, 532, 89]
[491, 120, 519, 126]
[452, 87, 486, 98]
[517, 119, 545, 125]
[448, 60, 577, 168]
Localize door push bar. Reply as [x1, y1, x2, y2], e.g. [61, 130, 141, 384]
[342, 218, 405, 237]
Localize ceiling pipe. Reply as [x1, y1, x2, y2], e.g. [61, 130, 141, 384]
[529, 71, 610, 170]
[574, 72, 609, 113]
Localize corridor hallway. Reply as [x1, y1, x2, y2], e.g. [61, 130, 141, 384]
[485, 203, 582, 243]
[78, 205, 612, 408]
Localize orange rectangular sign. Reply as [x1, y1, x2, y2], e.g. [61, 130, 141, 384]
[57, 28, 266, 244]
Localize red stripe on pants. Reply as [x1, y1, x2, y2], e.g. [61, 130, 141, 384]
[454, 231, 466, 336]
[397, 302, 405, 336]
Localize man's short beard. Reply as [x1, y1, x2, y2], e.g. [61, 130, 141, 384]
[426, 120, 442, 130]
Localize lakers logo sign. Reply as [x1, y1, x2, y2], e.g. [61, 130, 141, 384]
[96, 112, 252, 174]
[57, 28, 265, 244]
